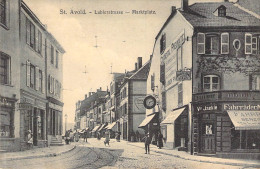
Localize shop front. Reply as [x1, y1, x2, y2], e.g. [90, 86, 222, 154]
[160, 106, 188, 150]
[192, 91, 260, 159]
[20, 92, 47, 150]
[0, 96, 19, 151]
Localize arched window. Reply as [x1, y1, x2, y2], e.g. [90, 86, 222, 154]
[203, 75, 220, 92]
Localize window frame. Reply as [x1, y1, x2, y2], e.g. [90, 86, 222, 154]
[30, 64, 36, 89]
[252, 37, 258, 55]
[0, 0, 6, 26]
[0, 52, 10, 85]
[221, 32, 229, 54]
[160, 33, 166, 54]
[245, 33, 252, 54]
[205, 34, 220, 55]
[203, 75, 220, 92]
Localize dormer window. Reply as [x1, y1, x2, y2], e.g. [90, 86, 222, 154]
[213, 5, 226, 17]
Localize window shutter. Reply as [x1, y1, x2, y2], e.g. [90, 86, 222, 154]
[35, 29, 39, 52]
[6, 0, 10, 28]
[160, 63, 165, 85]
[35, 67, 39, 91]
[252, 37, 257, 55]
[221, 33, 229, 54]
[42, 71, 45, 94]
[245, 33, 252, 54]
[197, 33, 205, 54]
[26, 19, 30, 45]
[151, 74, 155, 90]
[26, 61, 30, 87]
[53, 80, 56, 95]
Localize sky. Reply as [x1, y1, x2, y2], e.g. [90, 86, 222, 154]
[23, 0, 224, 124]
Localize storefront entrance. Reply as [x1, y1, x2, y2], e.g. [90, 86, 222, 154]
[200, 113, 216, 154]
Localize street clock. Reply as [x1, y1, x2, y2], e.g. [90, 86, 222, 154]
[143, 95, 156, 109]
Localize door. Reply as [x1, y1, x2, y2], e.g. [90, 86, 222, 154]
[200, 113, 216, 154]
[33, 108, 38, 146]
[201, 123, 215, 153]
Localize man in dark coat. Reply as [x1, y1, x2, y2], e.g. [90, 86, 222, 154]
[157, 132, 163, 149]
[83, 129, 88, 142]
[142, 133, 151, 154]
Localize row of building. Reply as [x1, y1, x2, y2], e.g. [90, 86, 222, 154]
[1, 0, 65, 151]
[75, 0, 260, 159]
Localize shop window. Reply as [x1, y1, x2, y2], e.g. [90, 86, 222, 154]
[160, 33, 166, 54]
[231, 128, 260, 150]
[0, 53, 10, 85]
[252, 75, 260, 90]
[0, 111, 11, 137]
[203, 75, 220, 92]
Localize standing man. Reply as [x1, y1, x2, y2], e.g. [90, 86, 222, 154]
[142, 133, 151, 154]
[83, 129, 88, 142]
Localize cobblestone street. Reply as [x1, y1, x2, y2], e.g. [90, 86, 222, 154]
[0, 138, 259, 169]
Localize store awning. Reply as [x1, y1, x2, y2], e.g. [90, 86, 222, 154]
[98, 123, 107, 131]
[161, 107, 186, 124]
[227, 111, 260, 130]
[138, 114, 156, 128]
[92, 125, 101, 132]
[107, 122, 117, 130]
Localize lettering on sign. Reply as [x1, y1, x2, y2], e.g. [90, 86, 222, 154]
[161, 31, 185, 90]
[224, 104, 260, 111]
[176, 68, 191, 81]
[196, 105, 218, 112]
[18, 103, 32, 110]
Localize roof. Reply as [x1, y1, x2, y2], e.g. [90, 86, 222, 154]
[129, 60, 151, 80]
[179, 2, 260, 28]
[237, 0, 260, 16]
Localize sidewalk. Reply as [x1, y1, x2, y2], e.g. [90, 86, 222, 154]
[123, 140, 260, 168]
[0, 144, 76, 161]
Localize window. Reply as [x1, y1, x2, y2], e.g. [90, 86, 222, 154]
[0, 0, 6, 25]
[37, 31, 42, 54]
[178, 83, 183, 107]
[51, 46, 54, 64]
[203, 75, 220, 92]
[218, 7, 226, 17]
[151, 73, 155, 91]
[252, 37, 258, 55]
[177, 46, 183, 70]
[245, 33, 252, 54]
[221, 33, 229, 54]
[160, 33, 166, 54]
[0, 110, 13, 138]
[30, 65, 35, 89]
[206, 34, 219, 55]
[0, 53, 9, 85]
[26, 18, 36, 49]
[197, 33, 205, 54]
[49, 75, 54, 94]
[39, 70, 42, 92]
[252, 75, 260, 90]
[55, 50, 59, 68]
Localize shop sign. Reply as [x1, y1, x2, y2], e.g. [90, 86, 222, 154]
[176, 68, 191, 81]
[153, 123, 158, 126]
[0, 98, 12, 107]
[195, 104, 218, 112]
[224, 104, 260, 111]
[18, 103, 32, 110]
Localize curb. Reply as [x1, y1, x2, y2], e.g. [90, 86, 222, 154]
[128, 143, 260, 168]
[1, 145, 76, 161]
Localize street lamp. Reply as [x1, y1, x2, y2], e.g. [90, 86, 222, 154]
[65, 114, 68, 132]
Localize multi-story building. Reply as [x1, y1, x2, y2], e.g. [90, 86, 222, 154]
[144, 0, 260, 159]
[118, 57, 150, 141]
[0, 0, 21, 151]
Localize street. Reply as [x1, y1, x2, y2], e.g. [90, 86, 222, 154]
[0, 138, 253, 169]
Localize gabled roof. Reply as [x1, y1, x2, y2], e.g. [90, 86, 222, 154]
[179, 2, 260, 28]
[129, 60, 151, 80]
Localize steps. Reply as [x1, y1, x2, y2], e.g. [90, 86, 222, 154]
[50, 136, 64, 146]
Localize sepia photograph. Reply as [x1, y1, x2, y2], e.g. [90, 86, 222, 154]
[0, 0, 260, 168]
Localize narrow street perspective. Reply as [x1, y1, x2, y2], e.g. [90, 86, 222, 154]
[1, 138, 259, 169]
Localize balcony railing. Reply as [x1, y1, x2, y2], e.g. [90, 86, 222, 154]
[192, 90, 260, 103]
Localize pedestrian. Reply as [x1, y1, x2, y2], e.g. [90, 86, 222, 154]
[104, 130, 110, 146]
[75, 130, 79, 142]
[69, 129, 74, 142]
[157, 132, 163, 149]
[27, 130, 33, 149]
[142, 133, 151, 154]
[83, 129, 88, 142]
[65, 130, 70, 144]
[136, 131, 140, 142]
[97, 131, 101, 140]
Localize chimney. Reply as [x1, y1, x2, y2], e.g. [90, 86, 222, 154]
[85, 94, 88, 99]
[224, 0, 229, 2]
[135, 63, 138, 71]
[171, 6, 177, 14]
[89, 92, 91, 96]
[100, 87, 102, 91]
[181, 0, 188, 11]
[137, 57, 142, 70]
